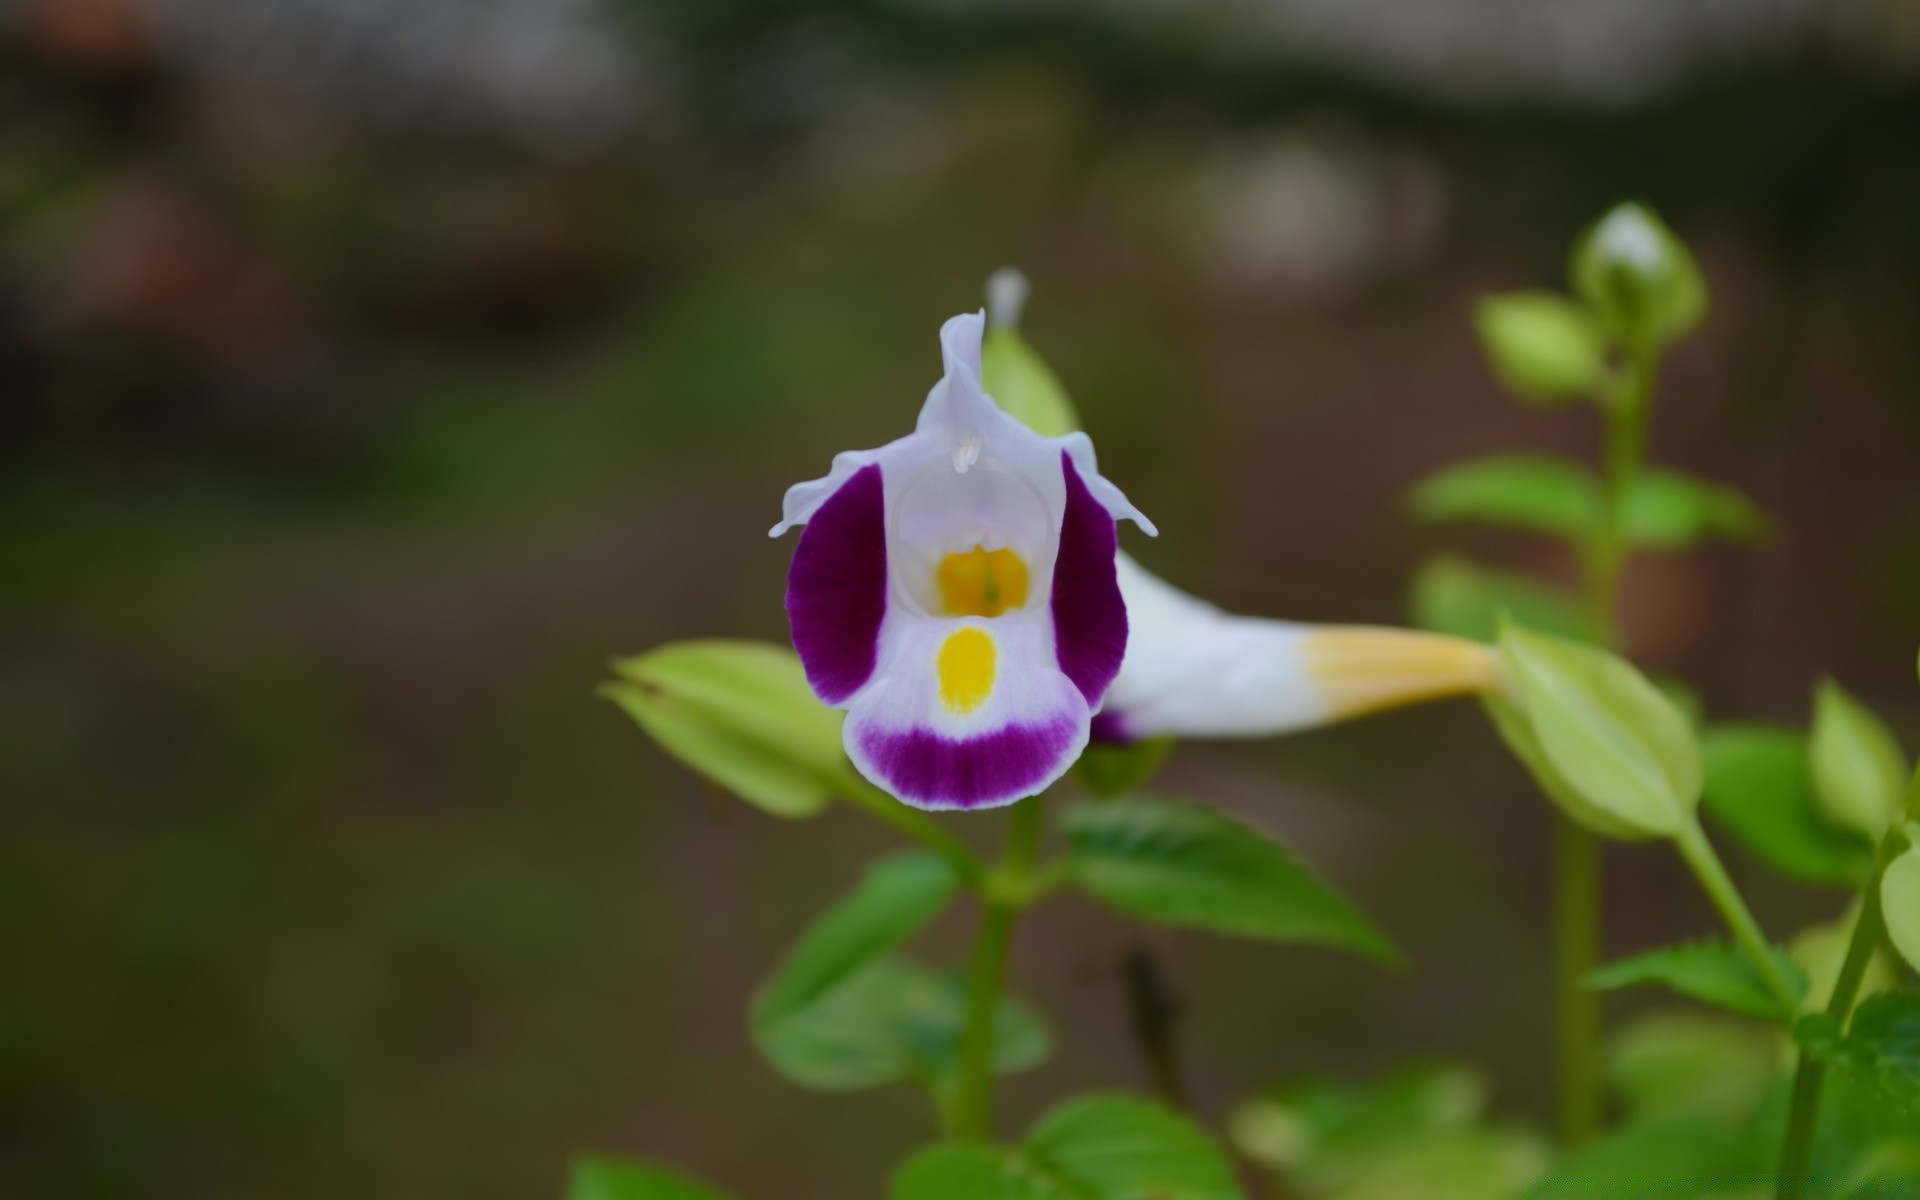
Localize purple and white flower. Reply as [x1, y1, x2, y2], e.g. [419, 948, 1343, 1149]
[772, 312, 1154, 810]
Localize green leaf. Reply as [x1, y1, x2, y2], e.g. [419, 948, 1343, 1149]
[755, 958, 1048, 1094]
[1230, 1064, 1549, 1200]
[1411, 555, 1598, 646]
[1794, 993, 1920, 1123]
[1496, 622, 1702, 839]
[1884, 838, 1920, 975]
[753, 854, 961, 1032]
[1622, 469, 1768, 550]
[569, 1156, 734, 1200]
[982, 328, 1081, 438]
[1524, 1119, 1766, 1200]
[1063, 798, 1399, 965]
[1700, 723, 1874, 888]
[1607, 1012, 1779, 1126]
[1588, 940, 1806, 1022]
[1810, 679, 1909, 839]
[1473, 291, 1608, 404]
[603, 640, 849, 818]
[893, 1095, 1242, 1200]
[1408, 455, 1600, 541]
[1569, 203, 1707, 349]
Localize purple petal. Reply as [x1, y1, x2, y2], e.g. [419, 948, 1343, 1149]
[1088, 708, 1134, 745]
[786, 463, 887, 704]
[856, 714, 1081, 811]
[1051, 451, 1127, 704]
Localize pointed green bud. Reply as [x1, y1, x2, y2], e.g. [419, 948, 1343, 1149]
[602, 640, 850, 818]
[981, 268, 1081, 437]
[1494, 621, 1701, 839]
[1809, 679, 1908, 839]
[1473, 291, 1608, 404]
[1570, 203, 1706, 349]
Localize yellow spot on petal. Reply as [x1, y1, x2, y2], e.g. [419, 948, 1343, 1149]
[1303, 629, 1500, 720]
[937, 546, 1030, 618]
[937, 627, 997, 715]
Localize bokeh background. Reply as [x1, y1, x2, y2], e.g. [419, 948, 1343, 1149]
[6, 0, 1920, 1196]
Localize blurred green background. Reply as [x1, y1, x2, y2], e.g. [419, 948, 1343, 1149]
[5, 1, 1920, 1196]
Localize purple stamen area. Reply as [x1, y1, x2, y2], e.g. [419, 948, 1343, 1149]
[1051, 451, 1127, 705]
[858, 715, 1080, 810]
[786, 463, 887, 705]
[1088, 708, 1134, 745]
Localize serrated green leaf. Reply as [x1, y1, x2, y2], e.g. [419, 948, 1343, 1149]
[1570, 203, 1707, 349]
[604, 640, 849, 818]
[569, 1156, 734, 1200]
[1074, 737, 1175, 799]
[1622, 470, 1768, 550]
[753, 854, 961, 1032]
[1607, 1012, 1779, 1126]
[1411, 555, 1598, 646]
[755, 958, 1048, 1094]
[1473, 291, 1608, 404]
[1700, 723, 1873, 888]
[1810, 680, 1909, 839]
[1497, 623, 1702, 839]
[893, 1095, 1241, 1200]
[1795, 993, 1920, 1124]
[1064, 798, 1399, 965]
[1408, 455, 1600, 541]
[983, 328, 1081, 438]
[1884, 840, 1920, 974]
[1524, 1119, 1765, 1200]
[1589, 940, 1806, 1022]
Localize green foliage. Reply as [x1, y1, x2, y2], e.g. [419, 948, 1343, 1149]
[1472, 292, 1608, 404]
[1062, 798, 1399, 965]
[603, 640, 850, 818]
[1884, 836, 1920, 974]
[1588, 940, 1806, 1022]
[1408, 457, 1762, 551]
[1621, 469, 1768, 549]
[1793, 992, 1920, 1124]
[1410, 555, 1597, 646]
[1700, 723, 1874, 888]
[1409, 455, 1599, 541]
[892, 1094, 1242, 1200]
[1606, 1012, 1779, 1126]
[1569, 203, 1708, 350]
[1073, 737, 1174, 799]
[568, 1156, 734, 1200]
[1810, 680, 1909, 839]
[1523, 1119, 1766, 1200]
[753, 854, 961, 1032]
[755, 958, 1049, 1095]
[983, 327, 1082, 438]
[1230, 1064, 1548, 1200]
[1494, 622, 1702, 839]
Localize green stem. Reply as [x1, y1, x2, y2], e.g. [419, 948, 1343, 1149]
[1777, 856, 1890, 1198]
[1554, 815, 1604, 1147]
[1552, 346, 1654, 1148]
[841, 780, 985, 887]
[952, 797, 1045, 1141]
[1672, 820, 1799, 1011]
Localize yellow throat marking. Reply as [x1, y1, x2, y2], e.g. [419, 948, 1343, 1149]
[937, 627, 997, 715]
[937, 546, 1029, 618]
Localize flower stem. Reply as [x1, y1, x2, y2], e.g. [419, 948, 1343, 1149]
[952, 796, 1045, 1141]
[841, 779, 985, 887]
[1672, 819, 1800, 1011]
[1777, 854, 1889, 1198]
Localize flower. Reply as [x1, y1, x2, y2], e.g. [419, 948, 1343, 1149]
[771, 311, 1154, 811]
[1095, 554, 1499, 742]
